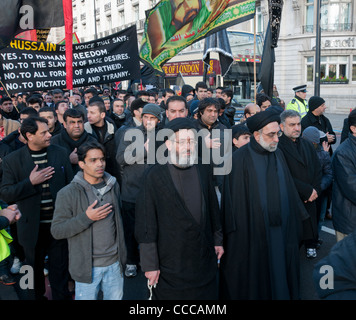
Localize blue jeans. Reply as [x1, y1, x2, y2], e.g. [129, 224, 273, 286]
[75, 261, 124, 300]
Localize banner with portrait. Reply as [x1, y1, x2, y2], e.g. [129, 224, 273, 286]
[139, 0, 256, 74]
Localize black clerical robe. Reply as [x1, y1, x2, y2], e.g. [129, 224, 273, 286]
[219, 138, 307, 300]
[135, 163, 222, 300]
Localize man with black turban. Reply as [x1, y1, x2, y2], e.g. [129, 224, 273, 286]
[219, 108, 308, 300]
[135, 117, 224, 300]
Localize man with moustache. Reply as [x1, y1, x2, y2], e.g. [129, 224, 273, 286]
[0, 116, 73, 300]
[117, 103, 162, 278]
[51, 109, 97, 174]
[194, 98, 228, 191]
[278, 109, 322, 259]
[85, 97, 119, 182]
[220, 108, 307, 300]
[135, 117, 223, 300]
[0, 96, 19, 120]
[158, 95, 189, 129]
[301, 95, 336, 156]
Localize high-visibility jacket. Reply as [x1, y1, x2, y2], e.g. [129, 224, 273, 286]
[0, 204, 13, 262]
[286, 97, 308, 118]
[0, 229, 12, 262]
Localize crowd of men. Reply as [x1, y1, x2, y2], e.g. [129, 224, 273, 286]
[0, 80, 355, 301]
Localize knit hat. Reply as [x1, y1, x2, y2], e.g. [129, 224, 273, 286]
[348, 109, 356, 127]
[89, 95, 104, 105]
[130, 98, 148, 112]
[189, 100, 199, 116]
[308, 96, 325, 112]
[232, 124, 251, 139]
[141, 103, 162, 120]
[302, 126, 321, 144]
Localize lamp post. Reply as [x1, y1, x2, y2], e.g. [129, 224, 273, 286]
[93, 0, 98, 40]
[314, 0, 321, 96]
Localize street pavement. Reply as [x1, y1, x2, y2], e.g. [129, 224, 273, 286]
[0, 112, 348, 301]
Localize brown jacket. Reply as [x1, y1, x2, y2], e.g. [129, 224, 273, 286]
[1, 118, 20, 138]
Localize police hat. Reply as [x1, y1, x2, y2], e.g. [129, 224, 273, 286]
[293, 85, 307, 93]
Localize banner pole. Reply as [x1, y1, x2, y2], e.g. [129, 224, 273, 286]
[0, 80, 19, 113]
[253, 14, 257, 103]
[63, 0, 73, 90]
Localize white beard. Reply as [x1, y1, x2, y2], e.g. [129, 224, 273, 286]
[169, 150, 197, 168]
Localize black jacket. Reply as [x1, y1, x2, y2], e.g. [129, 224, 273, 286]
[313, 229, 356, 299]
[340, 117, 350, 144]
[278, 135, 322, 201]
[109, 112, 127, 130]
[0, 131, 25, 158]
[331, 133, 356, 235]
[0, 108, 19, 121]
[301, 112, 336, 155]
[116, 125, 161, 203]
[316, 145, 333, 192]
[278, 135, 322, 242]
[51, 121, 63, 137]
[193, 118, 229, 191]
[51, 129, 97, 174]
[218, 106, 235, 128]
[0, 144, 73, 247]
[84, 120, 120, 182]
[0, 131, 26, 184]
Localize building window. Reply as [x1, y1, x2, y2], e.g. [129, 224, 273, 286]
[119, 10, 125, 26]
[321, 0, 352, 31]
[320, 56, 349, 83]
[255, 6, 264, 34]
[133, 5, 139, 21]
[305, 0, 314, 33]
[307, 56, 350, 83]
[106, 15, 112, 30]
[306, 56, 314, 82]
[304, 0, 352, 33]
[352, 56, 356, 82]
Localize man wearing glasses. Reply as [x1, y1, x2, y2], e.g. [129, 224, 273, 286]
[220, 108, 307, 300]
[135, 117, 224, 300]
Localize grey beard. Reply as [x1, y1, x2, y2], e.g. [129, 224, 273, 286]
[169, 152, 197, 168]
[259, 135, 278, 152]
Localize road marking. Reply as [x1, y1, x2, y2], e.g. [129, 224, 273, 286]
[321, 226, 336, 235]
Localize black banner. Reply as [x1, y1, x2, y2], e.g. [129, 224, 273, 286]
[0, 25, 141, 93]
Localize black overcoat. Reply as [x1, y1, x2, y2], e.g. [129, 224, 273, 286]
[278, 135, 322, 241]
[219, 141, 307, 300]
[301, 112, 336, 155]
[0, 144, 74, 248]
[135, 163, 221, 300]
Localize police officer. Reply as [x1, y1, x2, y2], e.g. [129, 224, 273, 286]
[286, 85, 308, 118]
